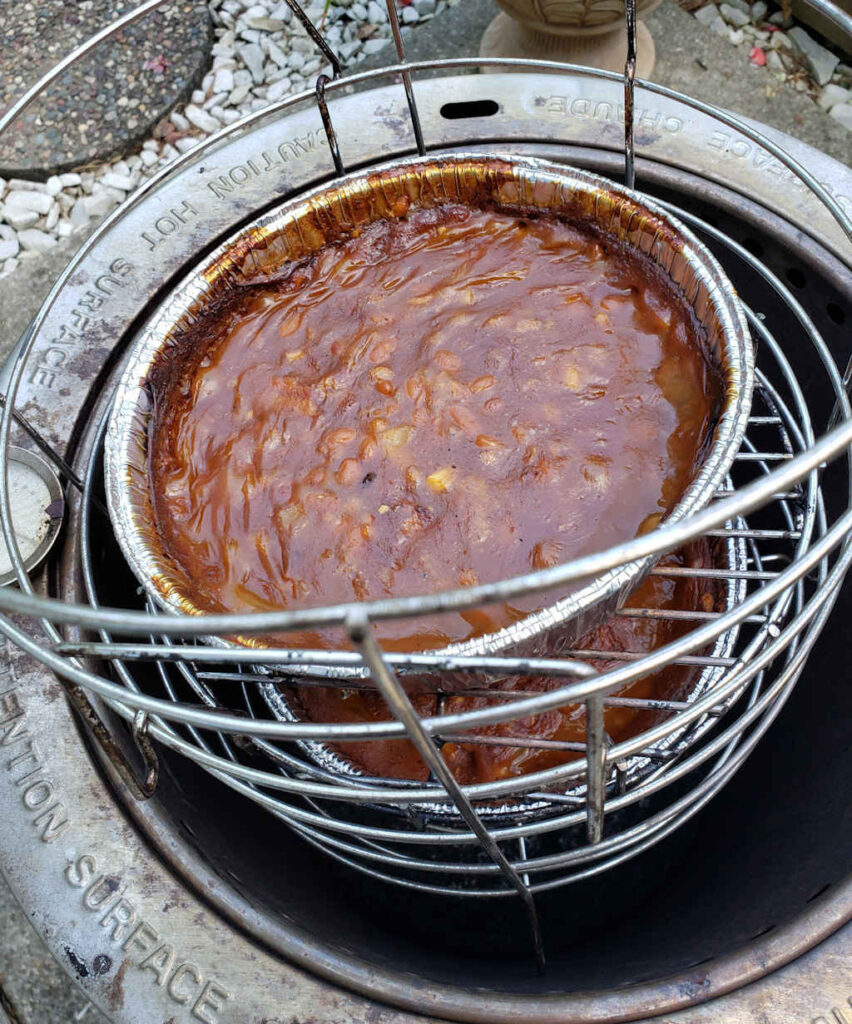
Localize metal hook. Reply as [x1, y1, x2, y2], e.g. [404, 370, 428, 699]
[64, 682, 157, 801]
[386, 0, 426, 156]
[315, 74, 345, 176]
[347, 609, 546, 973]
[131, 709, 159, 798]
[282, 0, 341, 78]
[623, 0, 637, 191]
[585, 694, 610, 843]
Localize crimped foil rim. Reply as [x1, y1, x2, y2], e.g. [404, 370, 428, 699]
[105, 152, 754, 665]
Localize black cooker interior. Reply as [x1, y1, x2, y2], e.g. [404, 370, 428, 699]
[84, 171, 852, 997]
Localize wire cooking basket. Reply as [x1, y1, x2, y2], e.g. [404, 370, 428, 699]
[1, 0, 851, 968]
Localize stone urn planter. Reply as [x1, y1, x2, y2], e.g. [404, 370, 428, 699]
[480, 0, 661, 78]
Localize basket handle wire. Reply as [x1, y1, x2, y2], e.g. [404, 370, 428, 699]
[349, 610, 548, 972]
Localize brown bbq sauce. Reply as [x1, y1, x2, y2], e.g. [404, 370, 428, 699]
[150, 203, 722, 650]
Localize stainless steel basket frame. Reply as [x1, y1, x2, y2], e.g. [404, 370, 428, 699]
[0, 0, 850, 973]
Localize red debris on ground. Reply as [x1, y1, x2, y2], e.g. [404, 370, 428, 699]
[750, 46, 767, 66]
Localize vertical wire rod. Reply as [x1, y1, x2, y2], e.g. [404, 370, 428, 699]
[386, 0, 426, 155]
[623, 0, 637, 190]
[585, 695, 609, 843]
[282, 0, 341, 77]
[347, 609, 546, 972]
[315, 75, 345, 175]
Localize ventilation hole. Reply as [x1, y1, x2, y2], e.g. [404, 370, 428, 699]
[440, 99, 499, 120]
[751, 923, 776, 939]
[806, 882, 832, 903]
[741, 237, 764, 258]
[786, 266, 807, 288]
[827, 302, 846, 325]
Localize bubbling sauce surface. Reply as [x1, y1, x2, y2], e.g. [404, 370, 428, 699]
[151, 203, 721, 649]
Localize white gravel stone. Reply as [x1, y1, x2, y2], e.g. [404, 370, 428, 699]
[229, 83, 252, 104]
[720, 4, 750, 27]
[1, 205, 38, 229]
[249, 16, 286, 30]
[766, 49, 785, 70]
[829, 102, 852, 130]
[18, 228, 56, 253]
[710, 14, 729, 36]
[185, 104, 221, 133]
[728, 27, 744, 44]
[363, 37, 388, 54]
[7, 178, 48, 192]
[788, 25, 839, 85]
[46, 175, 64, 196]
[413, 0, 437, 14]
[175, 136, 200, 152]
[266, 78, 292, 101]
[70, 199, 91, 225]
[83, 193, 118, 218]
[44, 203, 60, 231]
[750, 0, 767, 20]
[57, 221, 73, 238]
[269, 2, 293, 21]
[170, 110, 191, 131]
[238, 42, 266, 82]
[5, 190, 53, 215]
[2, 258, 19, 276]
[142, 139, 160, 152]
[0, 238, 20, 261]
[0, 225, 14, 241]
[288, 35, 314, 53]
[367, 1, 387, 22]
[818, 83, 850, 110]
[694, 4, 719, 27]
[401, 6, 419, 23]
[339, 39, 362, 60]
[139, 148, 159, 167]
[267, 40, 289, 67]
[204, 91, 229, 109]
[213, 67, 235, 92]
[100, 171, 134, 191]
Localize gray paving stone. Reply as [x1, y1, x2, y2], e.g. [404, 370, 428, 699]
[0, 0, 213, 179]
[0, 875, 109, 1024]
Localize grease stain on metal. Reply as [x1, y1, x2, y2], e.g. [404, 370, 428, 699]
[64, 946, 89, 978]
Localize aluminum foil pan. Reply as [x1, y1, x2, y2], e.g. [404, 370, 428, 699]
[259, 529, 748, 823]
[105, 153, 754, 671]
